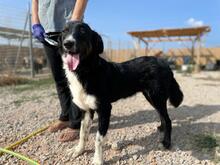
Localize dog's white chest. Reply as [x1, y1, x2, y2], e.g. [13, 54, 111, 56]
[63, 64, 97, 111]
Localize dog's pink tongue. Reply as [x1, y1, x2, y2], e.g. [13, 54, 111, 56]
[65, 54, 79, 71]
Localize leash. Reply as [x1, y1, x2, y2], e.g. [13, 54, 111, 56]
[0, 122, 53, 157]
[44, 33, 60, 47]
[0, 148, 40, 165]
[2, 125, 49, 152]
[0, 122, 54, 164]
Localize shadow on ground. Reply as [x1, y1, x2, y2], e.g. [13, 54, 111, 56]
[194, 76, 220, 82]
[98, 104, 220, 164]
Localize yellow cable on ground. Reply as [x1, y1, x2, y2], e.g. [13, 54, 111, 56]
[0, 122, 52, 156]
[5, 125, 49, 150]
[0, 148, 40, 165]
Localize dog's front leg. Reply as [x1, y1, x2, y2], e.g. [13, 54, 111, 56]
[92, 103, 111, 165]
[68, 111, 92, 158]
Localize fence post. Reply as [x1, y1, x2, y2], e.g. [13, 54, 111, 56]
[13, 11, 29, 74]
[28, 2, 34, 78]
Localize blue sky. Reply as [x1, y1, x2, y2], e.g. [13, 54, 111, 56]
[0, 0, 219, 48]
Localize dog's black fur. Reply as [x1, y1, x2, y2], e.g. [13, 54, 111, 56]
[60, 21, 183, 157]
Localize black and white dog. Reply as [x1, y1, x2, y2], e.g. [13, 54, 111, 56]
[59, 21, 183, 165]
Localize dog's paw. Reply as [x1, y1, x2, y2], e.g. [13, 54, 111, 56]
[162, 140, 171, 149]
[92, 160, 103, 165]
[92, 156, 103, 165]
[67, 145, 84, 158]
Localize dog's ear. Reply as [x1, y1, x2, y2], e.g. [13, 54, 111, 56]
[92, 31, 104, 54]
[57, 33, 64, 55]
[57, 33, 63, 48]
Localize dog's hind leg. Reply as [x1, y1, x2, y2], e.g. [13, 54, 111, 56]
[143, 91, 171, 149]
[143, 91, 165, 131]
[92, 103, 112, 165]
[67, 111, 93, 158]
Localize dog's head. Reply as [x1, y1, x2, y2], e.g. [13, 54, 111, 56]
[60, 21, 103, 71]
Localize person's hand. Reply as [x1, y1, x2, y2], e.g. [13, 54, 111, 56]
[32, 24, 45, 42]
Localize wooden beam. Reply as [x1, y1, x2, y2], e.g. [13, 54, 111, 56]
[128, 26, 211, 38]
[142, 37, 193, 43]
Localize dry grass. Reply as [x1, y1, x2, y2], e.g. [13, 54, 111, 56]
[0, 74, 29, 86]
[193, 134, 219, 150]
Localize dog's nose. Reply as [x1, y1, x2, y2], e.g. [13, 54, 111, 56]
[63, 40, 75, 49]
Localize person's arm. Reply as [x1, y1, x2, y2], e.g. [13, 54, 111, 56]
[32, 0, 40, 24]
[70, 0, 88, 21]
[31, 0, 45, 42]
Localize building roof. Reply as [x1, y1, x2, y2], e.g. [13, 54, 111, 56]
[0, 26, 29, 40]
[128, 26, 211, 39]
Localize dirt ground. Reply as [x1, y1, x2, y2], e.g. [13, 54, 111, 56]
[0, 71, 220, 165]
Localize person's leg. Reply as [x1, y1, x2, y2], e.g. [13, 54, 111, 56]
[58, 103, 82, 142]
[43, 39, 82, 136]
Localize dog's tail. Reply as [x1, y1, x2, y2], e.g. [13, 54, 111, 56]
[169, 77, 183, 107]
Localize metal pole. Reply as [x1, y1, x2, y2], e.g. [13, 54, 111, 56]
[191, 39, 196, 65]
[109, 40, 112, 61]
[195, 36, 201, 72]
[118, 40, 121, 62]
[13, 11, 29, 73]
[28, 2, 34, 78]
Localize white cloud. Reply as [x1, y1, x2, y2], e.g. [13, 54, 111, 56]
[186, 18, 204, 27]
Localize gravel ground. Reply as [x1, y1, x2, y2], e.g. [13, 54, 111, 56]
[0, 71, 220, 165]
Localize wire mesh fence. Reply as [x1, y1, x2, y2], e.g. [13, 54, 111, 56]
[0, 3, 160, 78]
[0, 3, 48, 78]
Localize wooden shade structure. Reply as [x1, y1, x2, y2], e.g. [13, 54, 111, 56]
[0, 27, 29, 39]
[128, 26, 211, 72]
[128, 26, 210, 39]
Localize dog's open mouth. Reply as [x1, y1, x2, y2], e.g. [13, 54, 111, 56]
[64, 53, 80, 71]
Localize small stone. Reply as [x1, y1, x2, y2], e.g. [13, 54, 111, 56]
[158, 143, 164, 150]
[111, 141, 121, 150]
[216, 147, 220, 158]
[186, 116, 193, 121]
[138, 155, 143, 161]
[194, 159, 201, 164]
[132, 154, 138, 160]
[122, 149, 127, 155]
[172, 123, 178, 127]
